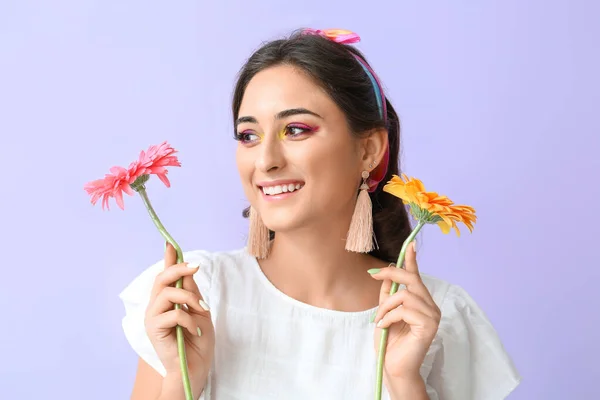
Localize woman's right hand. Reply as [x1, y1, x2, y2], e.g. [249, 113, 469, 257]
[144, 243, 215, 390]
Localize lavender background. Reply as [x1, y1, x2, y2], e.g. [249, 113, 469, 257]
[1, 1, 598, 399]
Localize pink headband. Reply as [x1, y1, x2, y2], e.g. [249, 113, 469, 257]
[301, 28, 390, 192]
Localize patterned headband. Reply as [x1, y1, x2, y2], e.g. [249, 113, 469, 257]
[301, 28, 390, 192]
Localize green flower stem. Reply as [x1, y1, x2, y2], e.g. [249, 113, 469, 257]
[137, 187, 193, 400]
[375, 220, 426, 400]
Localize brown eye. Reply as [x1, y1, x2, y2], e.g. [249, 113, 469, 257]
[285, 123, 314, 137]
[235, 130, 260, 144]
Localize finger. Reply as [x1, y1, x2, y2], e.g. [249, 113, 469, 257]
[164, 241, 178, 268]
[181, 272, 210, 311]
[376, 305, 435, 330]
[150, 263, 200, 300]
[404, 240, 419, 274]
[378, 277, 393, 304]
[369, 266, 430, 302]
[148, 287, 210, 317]
[375, 262, 397, 304]
[182, 272, 202, 298]
[374, 290, 438, 324]
[148, 308, 202, 337]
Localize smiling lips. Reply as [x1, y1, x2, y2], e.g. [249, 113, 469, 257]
[258, 181, 305, 198]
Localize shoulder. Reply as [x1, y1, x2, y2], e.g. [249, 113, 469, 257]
[419, 273, 510, 342]
[416, 273, 453, 308]
[419, 273, 488, 330]
[117, 247, 250, 377]
[183, 247, 250, 266]
[417, 273, 522, 399]
[119, 247, 249, 305]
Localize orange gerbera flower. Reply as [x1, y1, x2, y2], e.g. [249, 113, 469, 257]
[383, 174, 477, 236]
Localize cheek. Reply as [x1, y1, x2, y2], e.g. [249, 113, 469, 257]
[300, 141, 360, 197]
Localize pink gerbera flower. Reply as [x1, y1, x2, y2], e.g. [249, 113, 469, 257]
[85, 140, 195, 398]
[84, 141, 181, 210]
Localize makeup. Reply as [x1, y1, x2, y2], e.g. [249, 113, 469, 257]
[277, 123, 320, 140]
[234, 130, 264, 144]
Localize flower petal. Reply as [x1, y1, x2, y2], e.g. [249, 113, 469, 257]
[122, 184, 134, 196]
[114, 189, 125, 210]
[436, 220, 451, 234]
[85, 141, 181, 210]
[384, 174, 477, 234]
[156, 173, 171, 188]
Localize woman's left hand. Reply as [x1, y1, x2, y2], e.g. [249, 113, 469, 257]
[370, 241, 441, 381]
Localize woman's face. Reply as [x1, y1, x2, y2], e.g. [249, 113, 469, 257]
[235, 64, 369, 233]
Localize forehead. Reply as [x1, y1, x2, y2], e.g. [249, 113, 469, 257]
[239, 64, 335, 117]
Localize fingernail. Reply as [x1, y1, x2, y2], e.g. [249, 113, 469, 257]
[367, 268, 381, 275]
[412, 241, 417, 253]
[199, 299, 210, 311]
[187, 262, 200, 269]
[197, 327, 202, 337]
[376, 320, 383, 328]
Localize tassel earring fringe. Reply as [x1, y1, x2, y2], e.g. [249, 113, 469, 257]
[248, 207, 271, 259]
[345, 172, 375, 253]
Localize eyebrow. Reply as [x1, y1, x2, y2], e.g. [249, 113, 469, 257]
[235, 108, 323, 127]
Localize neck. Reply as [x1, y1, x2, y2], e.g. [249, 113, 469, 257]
[259, 218, 384, 311]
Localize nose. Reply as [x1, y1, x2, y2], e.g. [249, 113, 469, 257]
[255, 134, 285, 173]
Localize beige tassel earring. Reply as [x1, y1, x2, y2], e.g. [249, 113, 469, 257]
[345, 170, 375, 253]
[248, 206, 271, 259]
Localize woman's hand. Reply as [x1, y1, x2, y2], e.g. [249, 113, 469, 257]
[370, 242, 441, 382]
[144, 243, 215, 395]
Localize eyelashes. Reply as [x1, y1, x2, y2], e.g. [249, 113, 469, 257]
[234, 131, 262, 143]
[285, 123, 318, 136]
[234, 123, 319, 144]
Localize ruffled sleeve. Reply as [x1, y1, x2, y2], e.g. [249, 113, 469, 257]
[424, 284, 521, 400]
[118, 250, 215, 378]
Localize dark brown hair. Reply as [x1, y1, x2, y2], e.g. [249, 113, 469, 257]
[232, 29, 412, 263]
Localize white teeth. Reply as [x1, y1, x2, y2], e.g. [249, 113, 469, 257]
[262, 183, 304, 196]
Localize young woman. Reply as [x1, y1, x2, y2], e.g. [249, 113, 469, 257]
[120, 29, 521, 399]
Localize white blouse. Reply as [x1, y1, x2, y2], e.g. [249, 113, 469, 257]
[119, 248, 521, 399]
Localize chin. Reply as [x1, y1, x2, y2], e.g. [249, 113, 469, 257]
[260, 208, 307, 233]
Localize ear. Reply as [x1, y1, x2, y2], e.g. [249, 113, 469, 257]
[360, 128, 388, 171]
